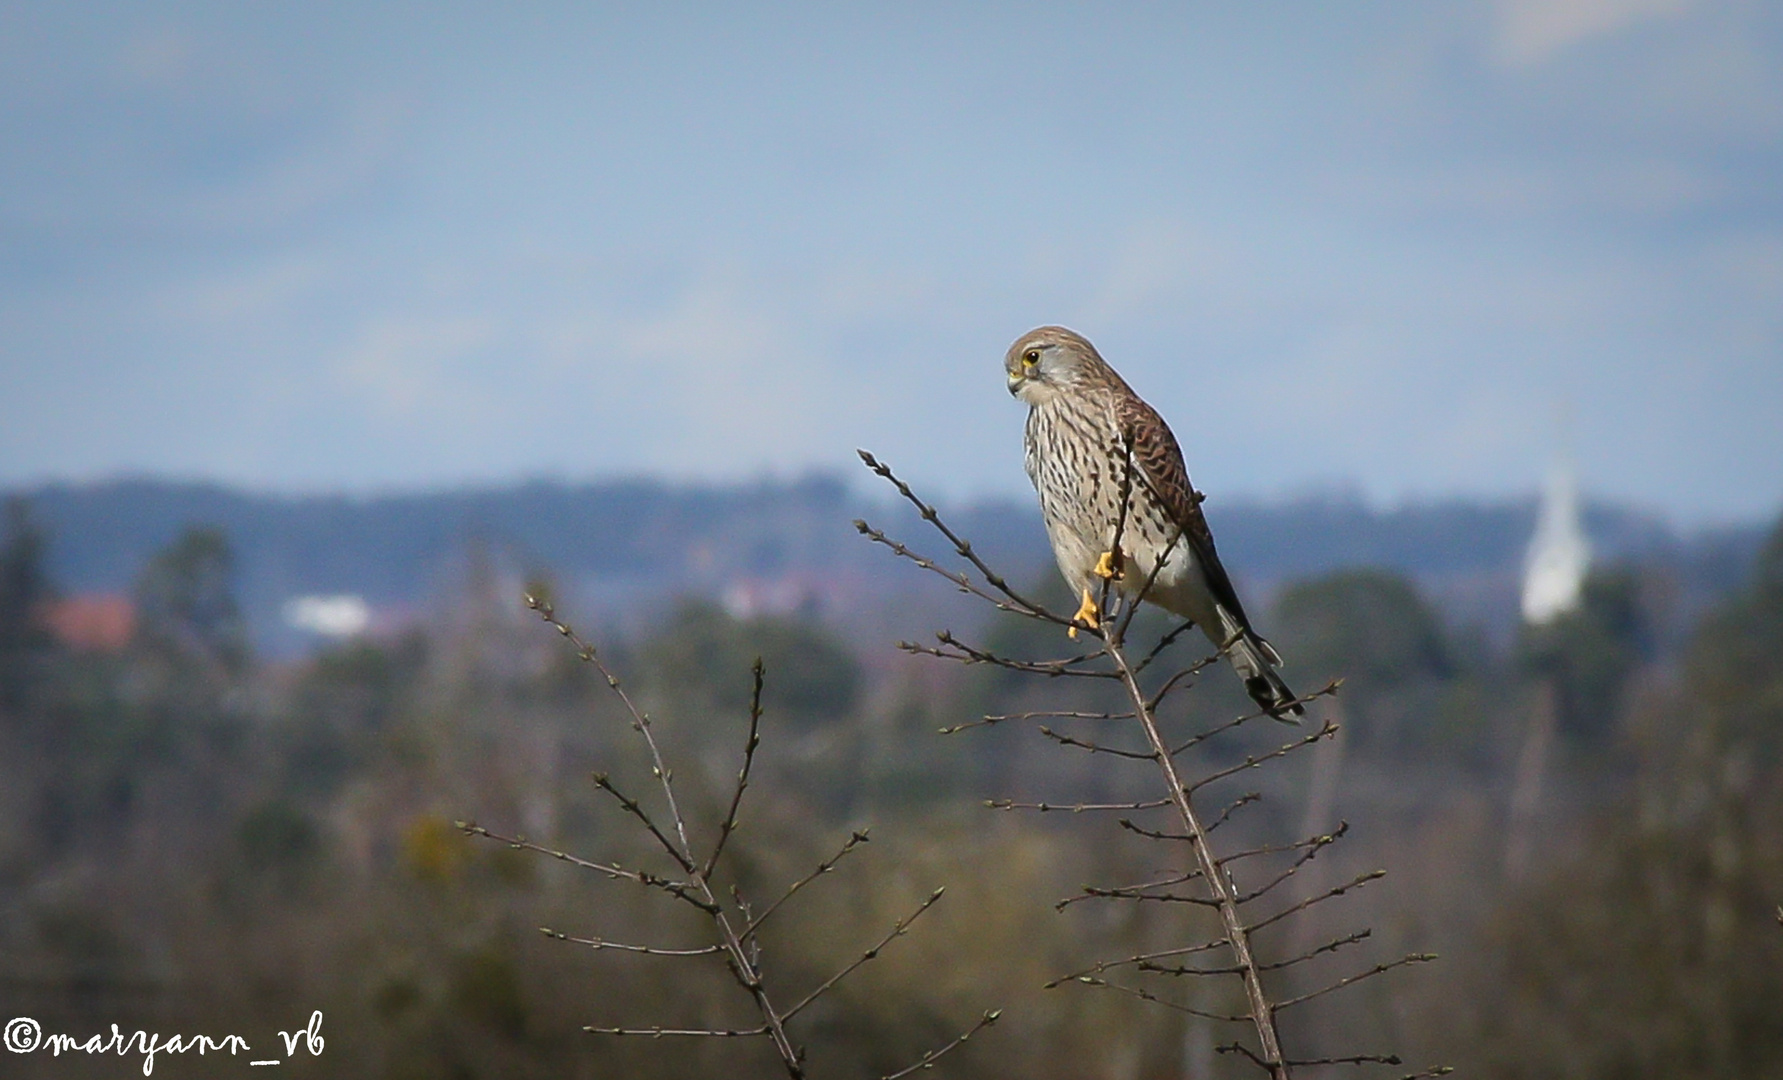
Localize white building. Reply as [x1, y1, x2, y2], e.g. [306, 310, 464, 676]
[1521, 462, 1590, 626]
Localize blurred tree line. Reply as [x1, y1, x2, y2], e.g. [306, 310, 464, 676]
[1, 492, 1780, 1079]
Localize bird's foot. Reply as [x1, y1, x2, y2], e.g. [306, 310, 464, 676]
[1068, 587, 1101, 639]
[1093, 550, 1122, 580]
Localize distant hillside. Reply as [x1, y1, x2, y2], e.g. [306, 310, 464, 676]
[8, 476, 1770, 656]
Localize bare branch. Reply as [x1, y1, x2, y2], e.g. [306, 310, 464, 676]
[525, 595, 696, 863]
[1220, 823, 1351, 867]
[1118, 818, 1192, 842]
[1039, 725, 1158, 760]
[1101, 621, 1291, 1074]
[879, 1009, 1002, 1080]
[1043, 939, 1229, 988]
[856, 449, 1074, 625]
[1249, 870, 1388, 934]
[1218, 1041, 1272, 1073]
[944, 708, 1128, 735]
[1172, 682, 1342, 755]
[1235, 827, 1348, 905]
[854, 518, 1047, 620]
[457, 821, 717, 913]
[1171, 710, 1267, 756]
[730, 885, 762, 971]
[1144, 665, 1200, 711]
[1219, 1045, 1404, 1069]
[1186, 721, 1339, 793]
[701, 658, 765, 880]
[1258, 928, 1372, 972]
[1131, 621, 1205, 677]
[1136, 959, 1252, 977]
[1209, 792, 1264, 831]
[1289, 1055, 1403, 1067]
[987, 797, 1171, 813]
[902, 630, 1116, 678]
[539, 927, 724, 957]
[1056, 869, 1206, 911]
[1070, 976, 1250, 1022]
[784, 888, 946, 1020]
[592, 772, 696, 875]
[1274, 954, 1438, 1011]
[744, 830, 871, 938]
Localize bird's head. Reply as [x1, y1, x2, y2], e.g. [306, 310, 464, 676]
[1004, 325, 1106, 405]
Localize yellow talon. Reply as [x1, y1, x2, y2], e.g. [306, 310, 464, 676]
[1094, 550, 1120, 580]
[1069, 587, 1100, 638]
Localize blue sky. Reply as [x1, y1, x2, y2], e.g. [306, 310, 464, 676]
[3, 1, 1780, 523]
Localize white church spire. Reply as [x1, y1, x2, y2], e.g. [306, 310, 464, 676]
[1521, 447, 1590, 626]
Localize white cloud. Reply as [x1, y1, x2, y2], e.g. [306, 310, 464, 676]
[1494, 0, 1696, 66]
[336, 315, 498, 416]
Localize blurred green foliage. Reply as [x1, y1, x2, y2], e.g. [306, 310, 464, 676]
[1275, 569, 1454, 689]
[1686, 517, 1783, 760]
[0, 498, 56, 709]
[639, 599, 862, 727]
[134, 526, 248, 671]
[1519, 568, 1652, 743]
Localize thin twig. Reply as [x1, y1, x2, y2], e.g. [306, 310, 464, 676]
[1056, 870, 1208, 910]
[1186, 721, 1339, 793]
[702, 658, 765, 880]
[1258, 928, 1372, 971]
[456, 822, 716, 913]
[1220, 1044, 1405, 1068]
[1208, 792, 1264, 831]
[783, 888, 946, 1020]
[1131, 621, 1204, 677]
[905, 630, 1115, 678]
[857, 449, 1073, 625]
[988, 797, 1171, 813]
[1287, 1055, 1404, 1067]
[538, 928, 723, 956]
[854, 519, 1047, 620]
[526, 596, 696, 863]
[1273, 954, 1438, 1011]
[1118, 818, 1191, 842]
[744, 830, 871, 938]
[944, 709, 1128, 735]
[1039, 725, 1158, 760]
[1044, 939, 1229, 987]
[1071, 976, 1250, 1022]
[1220, 824, 1351, 867]
[1249, 870, 1389, 934]
[1145, 665, 1200, 711]
[879, 1009, 1002, 1080]
[1171, 682, 1342, 755]
[592, 772, 696, 874]
[1235, 828, 1348, 905]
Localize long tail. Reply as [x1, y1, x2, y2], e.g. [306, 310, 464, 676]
[1216, 605, 1304, 723]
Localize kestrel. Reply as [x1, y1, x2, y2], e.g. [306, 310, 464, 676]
[1006, 326, 1303, 720]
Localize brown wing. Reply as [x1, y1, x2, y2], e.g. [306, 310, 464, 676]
[1113, 392, 1257, 631]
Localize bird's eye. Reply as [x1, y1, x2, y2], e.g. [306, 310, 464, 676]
[1023, 350, 1040, 365]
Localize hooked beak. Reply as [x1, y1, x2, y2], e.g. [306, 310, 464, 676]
[1006, 370, 1024, 396]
